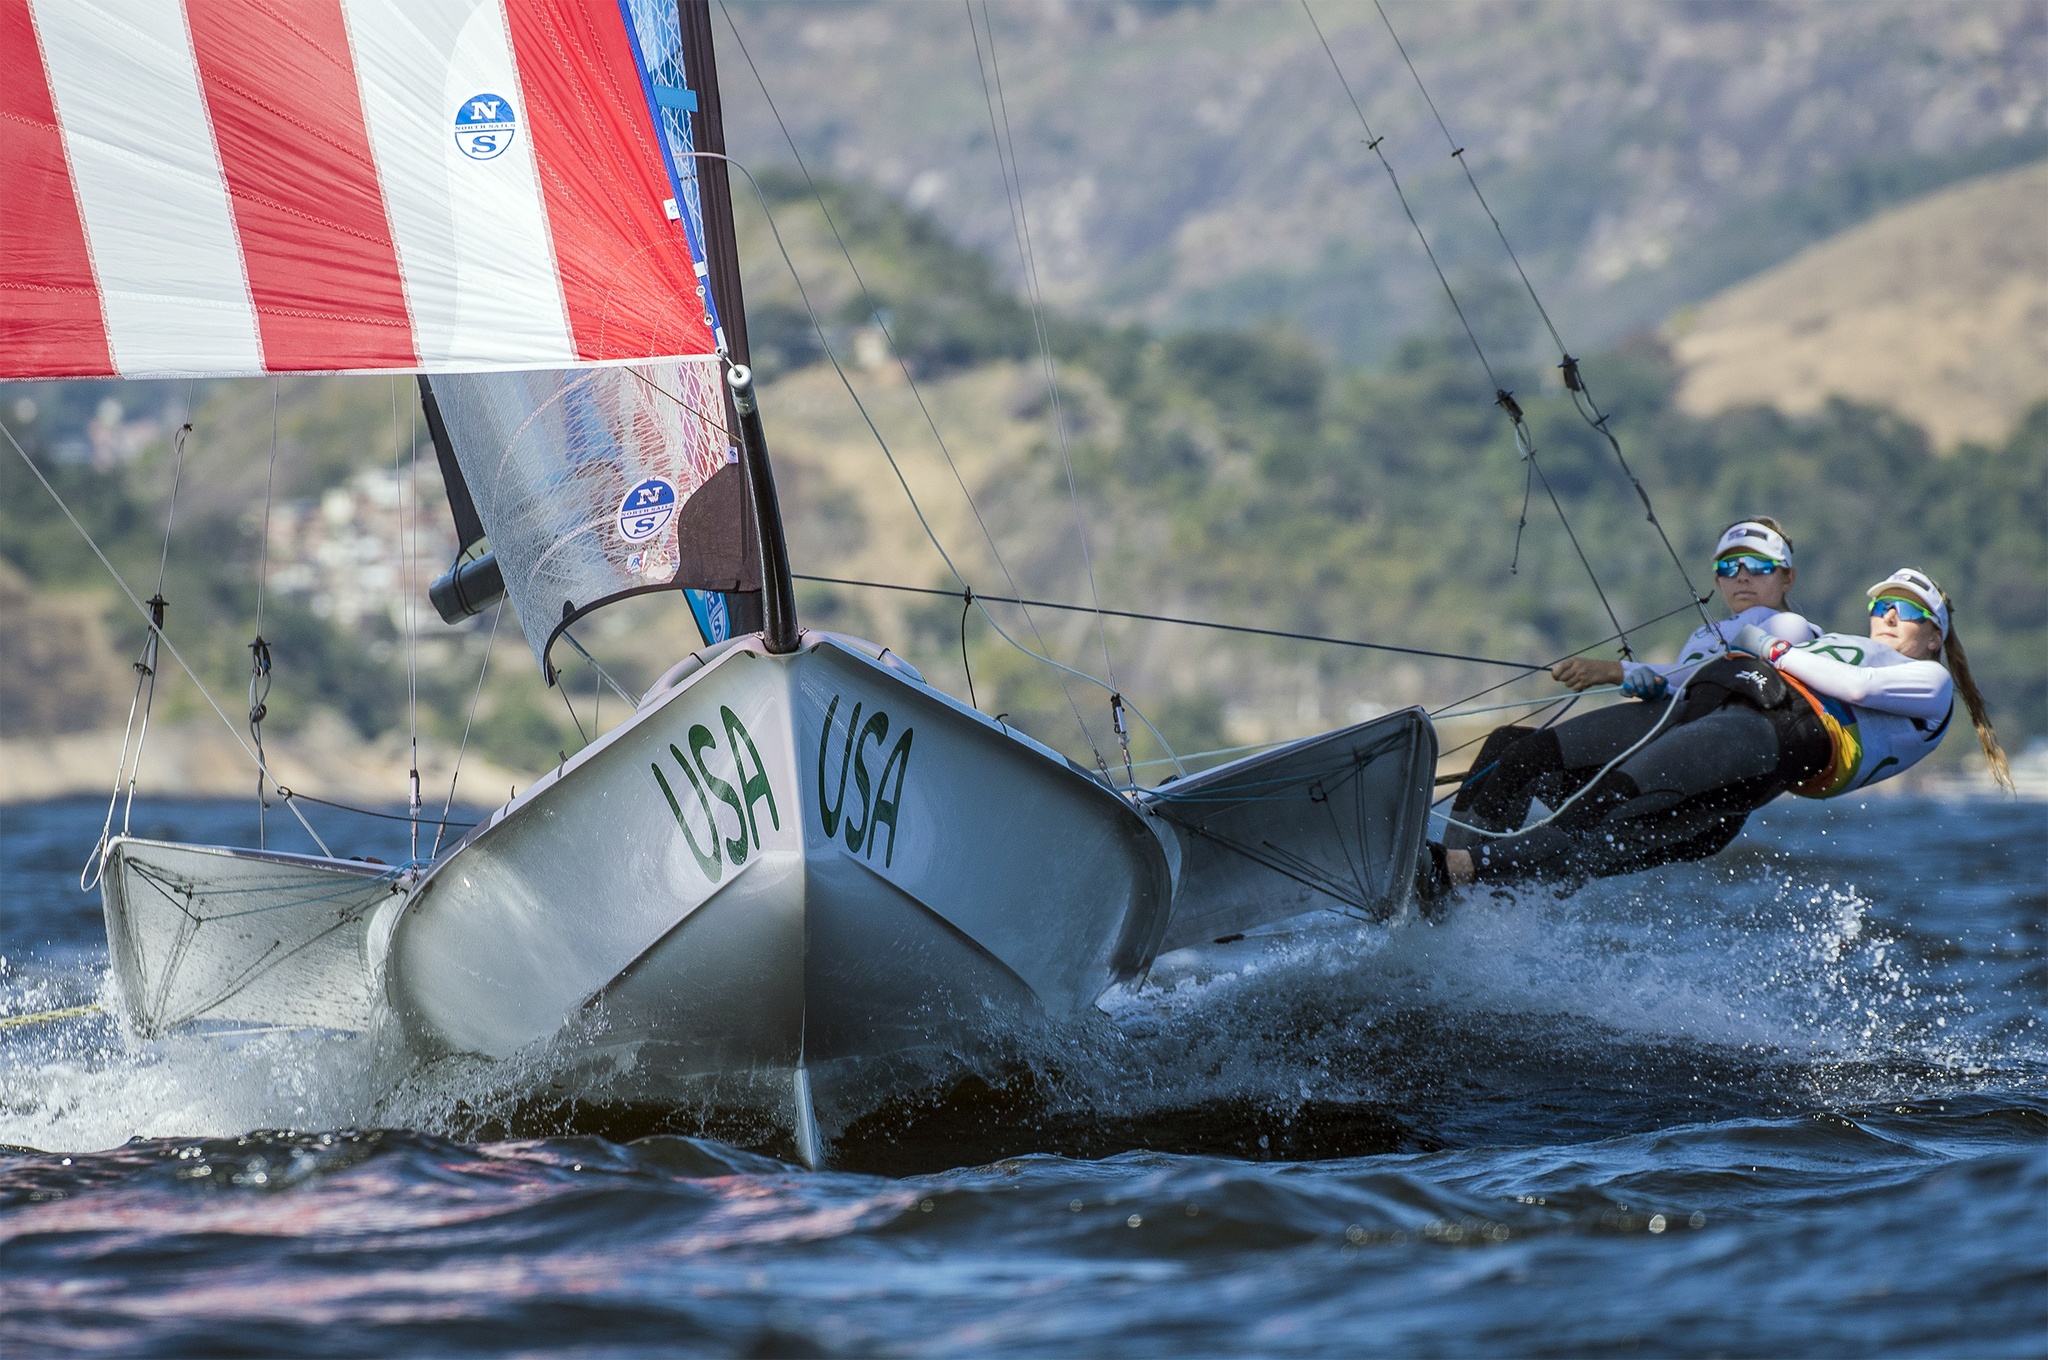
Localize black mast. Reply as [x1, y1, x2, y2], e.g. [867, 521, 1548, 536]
[677, 0, 797, 651]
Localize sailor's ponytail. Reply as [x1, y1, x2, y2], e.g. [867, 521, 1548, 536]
[1935, 586, 2014, 793]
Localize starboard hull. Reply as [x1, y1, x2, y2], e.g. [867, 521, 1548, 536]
[377, 635, 1172, 1161]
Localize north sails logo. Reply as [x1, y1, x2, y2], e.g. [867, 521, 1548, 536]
[454, 94, 516, 161]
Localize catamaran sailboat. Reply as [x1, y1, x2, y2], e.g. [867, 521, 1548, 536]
[9, 0, 1432, 1163]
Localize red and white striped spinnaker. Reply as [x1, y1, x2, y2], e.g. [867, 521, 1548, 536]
[2, 0, 717, 378]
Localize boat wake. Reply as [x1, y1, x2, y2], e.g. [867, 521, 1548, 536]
[5, 835, 2030, 1170]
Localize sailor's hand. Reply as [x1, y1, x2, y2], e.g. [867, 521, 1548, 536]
[1731, 622, 1791, 663]
[1619, 664, 1669, 700]
[1551, 658, 1624, 691]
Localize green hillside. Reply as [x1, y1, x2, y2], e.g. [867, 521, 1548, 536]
[3, 174, 2039, 790]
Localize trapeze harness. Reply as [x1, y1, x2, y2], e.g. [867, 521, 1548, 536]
[1443, 626, 1953, 889]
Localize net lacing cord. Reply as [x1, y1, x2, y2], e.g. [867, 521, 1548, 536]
[1369, 0, 1718, 640]
[714, 3, 1129, 771]
[657, 146, 1188, 781]
[81, 385, 194, 892]
[1299, 1, 1636, 661]
[2, 415, 333, 858]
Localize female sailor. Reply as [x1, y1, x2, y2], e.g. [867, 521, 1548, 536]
[1421, 565, 2011, 898]
[1551, 517, 1818, 700]
[1429, 517, 1818, 881]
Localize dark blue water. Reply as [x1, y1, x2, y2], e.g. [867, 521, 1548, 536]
[3, 793, 2043, 1356]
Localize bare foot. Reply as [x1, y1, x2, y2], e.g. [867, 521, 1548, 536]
[1445, 848, 1476, 886]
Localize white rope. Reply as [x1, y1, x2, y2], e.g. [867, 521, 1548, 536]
[1431, 676, 1702, 841]
[2, 415, 333, 858]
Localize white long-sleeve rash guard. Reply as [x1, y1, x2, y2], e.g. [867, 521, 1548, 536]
[1619, 607, 1820, 698]
[1770, 633, 1955, 794]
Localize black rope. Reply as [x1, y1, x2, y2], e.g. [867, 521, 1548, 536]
[1371, 0, 1716, 638]
[1509, 459, 1533, 574]
[793, 572, 1545, 671]
[1300, 2, 1635, 659]
[270, 788, 476, 830]
[959, 586, 980, 710]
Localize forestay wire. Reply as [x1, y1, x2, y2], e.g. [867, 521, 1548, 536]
[1370, 1, 1717, 639]
[714, 0, 1114, 765]
[689, 50, 1173, 780]
[82, 384, 195, 890]
[653, 142, 1186, 775]
[2, 414, 334, 857]
[968, 2, 1123, 702]
[1298, 1, 1637, 660]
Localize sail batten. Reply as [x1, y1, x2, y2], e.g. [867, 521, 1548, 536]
[1, 0, 717, 378]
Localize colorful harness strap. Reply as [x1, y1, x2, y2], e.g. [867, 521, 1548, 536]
[1776, 668, 1860, 799]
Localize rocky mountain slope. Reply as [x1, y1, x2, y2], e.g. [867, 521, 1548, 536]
[718, 0, 2048, 363]
[1669, 159, 2048, 449]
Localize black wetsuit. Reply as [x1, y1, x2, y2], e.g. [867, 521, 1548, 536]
[1442, 656, 1832, 889]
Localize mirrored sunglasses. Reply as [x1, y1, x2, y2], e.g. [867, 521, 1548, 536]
[1714, 554, 1785, 577]
[1869, 596, 1937, 625]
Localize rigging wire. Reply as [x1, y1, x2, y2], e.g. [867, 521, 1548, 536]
[393, 379, 422, 861]
[713, 0, 1106, 756]
[280, 790, 475, 830]
[3, 415, 333, 857]
[1369, 0, 1717, 637]
[660, 148, 1181, 773]
[408, 386, 422, 858]
[559, 629, 637, 707]
[792, 572, 1546, 670]
[969, 0, 1121, 696]
[1426, 595, 1704, 718]
[432, 599, 504, 858]
[250, 381, 281, 847]
[1298, 0, 1635, 659]
[83, 384, 196, 889]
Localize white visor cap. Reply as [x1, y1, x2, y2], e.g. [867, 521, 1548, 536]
[1867, 568, 1950, 638]
[1715, 521, 1793, 566]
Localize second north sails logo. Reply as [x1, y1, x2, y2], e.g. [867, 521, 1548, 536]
[454, 94, 516, 161]
[617, 477, 678, 543]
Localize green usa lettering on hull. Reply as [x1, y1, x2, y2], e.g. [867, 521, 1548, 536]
[816, 692, 914, 868]
[650, 709, 777, 883]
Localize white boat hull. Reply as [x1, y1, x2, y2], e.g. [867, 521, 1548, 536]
[376, 634, 1172, 1155]
[95, 635, 1436, 1164]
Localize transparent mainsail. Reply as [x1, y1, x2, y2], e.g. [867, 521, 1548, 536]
[430, 360, 756, 671]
